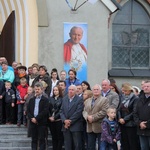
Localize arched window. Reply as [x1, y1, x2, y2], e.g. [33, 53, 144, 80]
[112, 0, 150, 72]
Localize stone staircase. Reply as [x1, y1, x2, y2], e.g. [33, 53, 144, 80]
[0, 124, 31, 150]
[0, 124, 56, 150]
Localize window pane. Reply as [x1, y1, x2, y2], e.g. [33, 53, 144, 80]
[132, 1, 150, 25]
[131, 47, 149, 67]
[113, 2, 131, 24]
[112, 25, 131, 46]
[112, 0, 150, 69]
[113, 25, 150, 47]
[112, 47, 130, 68]
[132, 25, 150, 46]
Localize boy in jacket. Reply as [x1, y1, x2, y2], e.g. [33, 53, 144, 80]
[16, 77, 28, 126]
[100, 106, 121, 150]
[3, 81, 15, 124]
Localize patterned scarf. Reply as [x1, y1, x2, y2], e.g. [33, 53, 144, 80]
[122, 92, 134, 108]
[30, 73, 39, 79]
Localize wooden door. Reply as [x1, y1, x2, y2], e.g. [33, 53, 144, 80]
[0, 11, 15, 65]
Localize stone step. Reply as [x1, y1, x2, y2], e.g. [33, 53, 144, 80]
[0, 147, 31, 150]
[0, 132, 28, 139]
[0, 137, 53, 147]
[0, 140, 62, 149]
[0, 125, 28, 132]
[0, 139, 31, 147]
[0, 125, 57, 149]
[0, 146, 55, 150]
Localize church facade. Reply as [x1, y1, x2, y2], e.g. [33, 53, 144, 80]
[0, 0, 149, 87]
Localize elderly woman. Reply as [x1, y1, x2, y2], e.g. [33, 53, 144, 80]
[0, 61, 14, 83]
[118, 83, 140, 150]
[83, 90, 93, 101]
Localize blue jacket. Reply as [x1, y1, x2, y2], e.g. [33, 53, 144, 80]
[0, 66, 14, 71]
[65, 78, 80, 91]
[0, 69, 14, 83]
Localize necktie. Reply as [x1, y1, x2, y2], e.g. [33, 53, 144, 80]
[68, 99, 72, 109]
[91, 98, 95, 108]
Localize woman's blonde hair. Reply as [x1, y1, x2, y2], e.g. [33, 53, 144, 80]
[40, 81, 48, 88]
[84, 90, 93, 100]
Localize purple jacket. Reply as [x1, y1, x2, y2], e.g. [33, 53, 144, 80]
[101, 117, 121, 144]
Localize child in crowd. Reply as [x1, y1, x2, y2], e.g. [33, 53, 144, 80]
[24, 86, 34, 137]
[16, 77, 28, 126]
[24, 86, 34, 115]
[40, 80, 48, 98]
[3, 81, 15, 124]
[100, 106, 121, 150]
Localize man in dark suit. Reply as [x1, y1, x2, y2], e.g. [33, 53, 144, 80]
[76, 84, 83, 97]
[60, 85, 84, 150]
[27, 82, 49, 150]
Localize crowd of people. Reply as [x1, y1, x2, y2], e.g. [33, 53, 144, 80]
[0, 56, 150, 150]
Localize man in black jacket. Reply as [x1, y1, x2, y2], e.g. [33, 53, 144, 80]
[134, 80, 150, 150]
[27, 82, 49, 150]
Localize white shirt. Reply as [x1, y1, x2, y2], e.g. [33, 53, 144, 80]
[50, 79, 59, 97]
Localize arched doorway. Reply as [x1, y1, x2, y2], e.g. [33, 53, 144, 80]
[0, 11, 15, 65]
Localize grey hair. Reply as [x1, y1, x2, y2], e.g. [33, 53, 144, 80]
[92, 84, 102, 90]
[102, 79, 111, 85]
[34, 82, 43, 89]
[68, 85, 77, 91]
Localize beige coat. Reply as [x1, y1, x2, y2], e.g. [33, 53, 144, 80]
[83, 96, 109, 133]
